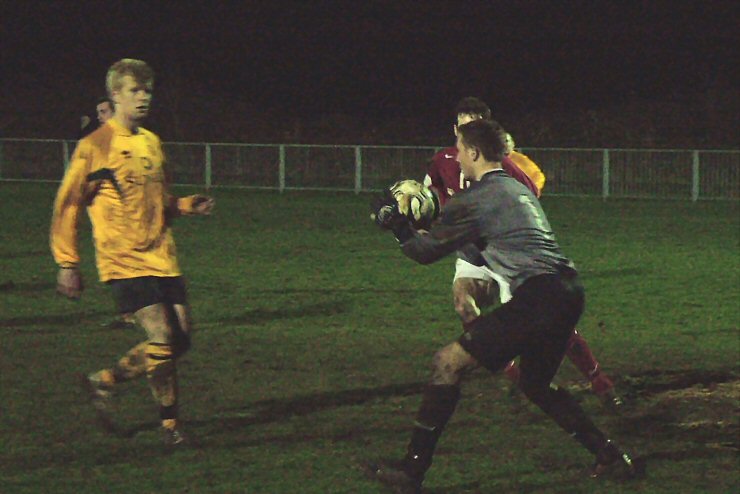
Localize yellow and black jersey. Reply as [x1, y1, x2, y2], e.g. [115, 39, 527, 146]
[51, 118, 199, 281]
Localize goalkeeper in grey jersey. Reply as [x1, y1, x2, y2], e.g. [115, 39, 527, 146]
[368, 119, 641, 493]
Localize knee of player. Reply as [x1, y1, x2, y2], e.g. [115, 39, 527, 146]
[453, 292, 481, 323]
[431, 346, 462, 382]
[145, 342, 176, 375]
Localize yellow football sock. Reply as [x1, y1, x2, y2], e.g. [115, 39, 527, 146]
[145, 342, 178, 409]
[112, 342, 148, 382]
[92, 369, 116, 387]
[162, 418, 178, 431]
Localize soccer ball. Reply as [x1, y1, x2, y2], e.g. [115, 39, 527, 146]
[389, 179, 440, 229]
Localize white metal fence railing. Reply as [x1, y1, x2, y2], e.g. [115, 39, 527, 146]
[0, 138, 738, 200]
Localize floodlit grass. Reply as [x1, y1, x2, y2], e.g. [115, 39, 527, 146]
[0, 182, 738, 493]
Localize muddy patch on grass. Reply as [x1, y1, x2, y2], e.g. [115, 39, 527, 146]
[609, 369, 739, 456]
[620, 368, 737, 396]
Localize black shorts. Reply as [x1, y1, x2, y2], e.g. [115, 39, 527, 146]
[459, 273, 585, 387]
[108, 276, 188, 314]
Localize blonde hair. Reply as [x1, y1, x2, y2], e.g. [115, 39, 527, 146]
[106, 58, 154, 98]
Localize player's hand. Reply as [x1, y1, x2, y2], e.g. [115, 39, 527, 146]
[56, 267, 83, 299]
[191, 195, 215, 215]
[370, 191, 406, 230]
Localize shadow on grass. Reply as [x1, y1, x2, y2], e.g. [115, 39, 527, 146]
[424, 482, 483, 494]
[427, 477, 579, 494]
[207, 299, 351, 325]
[271, 287, 440, 295]
[619, 368, 738, 396]
[10, 368, 738, 477]
[0, 280, 57, 293]
[0, 310, 111, 330]
[580, 266, 647, 279]
[99, 381, 426, 442]
[115, 368, 740, 449]
[0, 250, 47, 260]
[210, 381, 425, 427]
[195, 285, 441, 296]
[266, 380, 421, 412]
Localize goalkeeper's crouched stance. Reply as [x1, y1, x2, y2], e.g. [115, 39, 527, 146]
[366, 119, 642, 493]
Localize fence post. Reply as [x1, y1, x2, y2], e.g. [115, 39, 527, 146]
[204, 143, 212, 190]
[691, 150, 700, 202]
[0, 140, 3, 179]
[278, 145, 286, 193]
[354, 146, 362, 193]
[63, 141, 70, 172]
[602, 149, 610, 200]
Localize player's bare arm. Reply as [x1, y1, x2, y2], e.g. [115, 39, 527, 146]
[191, 195, 215, 215]
[165, 194, 216, 217]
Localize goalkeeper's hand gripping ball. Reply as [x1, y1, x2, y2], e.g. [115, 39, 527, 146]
[389, 179, 440, 229]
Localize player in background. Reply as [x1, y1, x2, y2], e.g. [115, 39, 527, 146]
[78, 96, 115, 140]
[424, 97, 538, 206]
[503, 131, 545, 191]
[369, 119, 640, 493]
[51, 58, 214, 445]
[424, 97, 621, 407]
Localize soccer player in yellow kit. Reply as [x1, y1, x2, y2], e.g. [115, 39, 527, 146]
[503, 132, 545, 192]
[51, 58, 214, 445]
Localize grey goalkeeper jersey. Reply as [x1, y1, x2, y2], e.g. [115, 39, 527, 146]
[400, 169, 576, 295]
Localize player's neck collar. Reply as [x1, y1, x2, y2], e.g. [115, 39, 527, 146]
[109, 117, 141, 136]
[478, 167, 505, 180]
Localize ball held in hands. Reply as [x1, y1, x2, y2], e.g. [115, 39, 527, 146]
[389, 179, 440, 229]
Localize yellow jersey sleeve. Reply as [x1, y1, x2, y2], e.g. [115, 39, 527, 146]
[50, 140, 94, 268]
[510, 151, 546, 192]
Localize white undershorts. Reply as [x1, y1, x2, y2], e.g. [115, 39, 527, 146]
[453, 258, 512, 303]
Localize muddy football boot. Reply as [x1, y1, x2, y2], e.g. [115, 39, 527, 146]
[79, 373, 116, 432]
[591, 440, 645, 479]
[365, 459, 422, 494]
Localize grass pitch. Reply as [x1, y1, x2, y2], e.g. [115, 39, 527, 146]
[0, 182, 738, 493]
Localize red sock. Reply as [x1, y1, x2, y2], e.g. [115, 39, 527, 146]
[565, 330, 614, 395]
[504, 360, 520, 383]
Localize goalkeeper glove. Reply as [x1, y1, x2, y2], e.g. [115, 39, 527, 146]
[370, 191, 414, 243]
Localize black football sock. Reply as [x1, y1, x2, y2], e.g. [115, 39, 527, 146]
[525, 384, 609, 454]
[404, 384, 461, 479]
[145, 343, 179, 429]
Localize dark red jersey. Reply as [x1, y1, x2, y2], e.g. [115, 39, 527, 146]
[424, 146, 539, 205]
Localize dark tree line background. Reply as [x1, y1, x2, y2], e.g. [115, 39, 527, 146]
[1, 1, 737, 149]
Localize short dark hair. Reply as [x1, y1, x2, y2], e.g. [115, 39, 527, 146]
[457, 119, 507, 163]
[96, 96, 113, 109]
[454, 97, 491, 120]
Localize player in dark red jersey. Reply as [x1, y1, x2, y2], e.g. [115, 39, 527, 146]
[424, 97, 621, 407]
